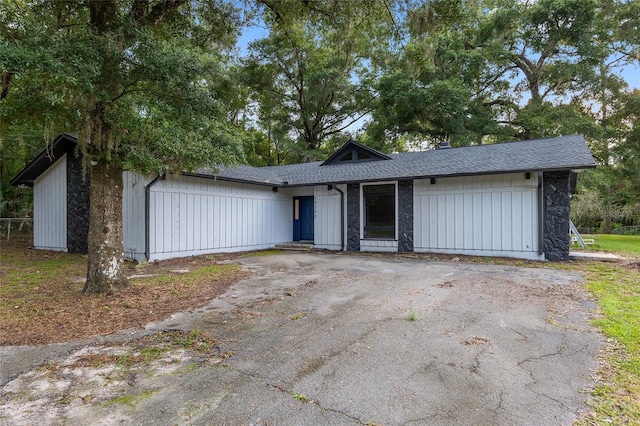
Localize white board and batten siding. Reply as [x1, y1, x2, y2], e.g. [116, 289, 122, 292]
[122, 171, 151, 261]
[414, 173, 543, 260]
[313, 184, 346, 250]
[148, 175, 291, 261]
[33, 155, 67, 251]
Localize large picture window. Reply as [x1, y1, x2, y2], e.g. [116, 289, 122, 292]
[363, 183, 395, 239]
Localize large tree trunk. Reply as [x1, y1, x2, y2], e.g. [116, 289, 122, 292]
[83, 158, 128, 294]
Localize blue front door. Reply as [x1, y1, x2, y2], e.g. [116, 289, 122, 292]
[293, 196, 314, 241]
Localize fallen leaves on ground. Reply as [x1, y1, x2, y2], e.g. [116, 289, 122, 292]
[0, 242, 249, 346]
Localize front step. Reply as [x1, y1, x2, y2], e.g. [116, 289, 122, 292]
[275, 242, 314, 251]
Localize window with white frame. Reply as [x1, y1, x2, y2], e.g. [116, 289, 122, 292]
[362, 183, 396, 239]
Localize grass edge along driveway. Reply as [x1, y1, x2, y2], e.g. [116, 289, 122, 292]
[575, 261, 640, 425]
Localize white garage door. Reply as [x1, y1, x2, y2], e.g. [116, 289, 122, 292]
[413, 173, 542, 260]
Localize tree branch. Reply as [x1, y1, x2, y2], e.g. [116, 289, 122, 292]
[130, 0, 186, 26]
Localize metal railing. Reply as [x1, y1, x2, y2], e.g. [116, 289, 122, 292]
[0, 218, 33, 243]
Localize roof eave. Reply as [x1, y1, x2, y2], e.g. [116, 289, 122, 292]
[273, 164, 598, 187]
[182, 171, 282, 187]
[10, 134, 78, 187]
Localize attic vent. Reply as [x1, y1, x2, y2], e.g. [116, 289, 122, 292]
[439, 141, 451, 149]
[339, 148, 374, 162]
[321, 140, 391, 166]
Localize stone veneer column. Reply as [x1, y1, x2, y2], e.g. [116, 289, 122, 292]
[397, 180, 414, 252]
[346, 183, 360, 251]
[66, 149, 90, 254]
[543, 171, 571, 260]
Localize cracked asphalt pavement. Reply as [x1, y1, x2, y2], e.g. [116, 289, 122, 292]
[1, 252, 603, 425]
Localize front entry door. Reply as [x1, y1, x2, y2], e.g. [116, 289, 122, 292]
[293, 196, 314, 241]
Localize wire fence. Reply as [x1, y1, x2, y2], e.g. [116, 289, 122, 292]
[576, 227, 597, 235]
[0, 218, 33, 244]
[612, 225, 640, 235]
[576, 226, 639, 235]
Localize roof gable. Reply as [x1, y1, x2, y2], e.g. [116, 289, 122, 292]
[321, 140, 390, 166]
[10, 133, 78, 187]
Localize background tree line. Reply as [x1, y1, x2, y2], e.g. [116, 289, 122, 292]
[0, 0, 638, 291]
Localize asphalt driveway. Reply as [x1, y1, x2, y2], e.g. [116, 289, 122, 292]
[2, 252, 602, 425]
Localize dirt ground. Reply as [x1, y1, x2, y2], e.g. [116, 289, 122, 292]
[0, 239, 248, 346]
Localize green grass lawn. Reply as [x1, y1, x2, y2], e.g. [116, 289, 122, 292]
[574, 234, 640, 256]
[570, 234, 640, 424]
[577, 263, 640, 424]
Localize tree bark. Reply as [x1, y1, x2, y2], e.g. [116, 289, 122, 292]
[83, 157, 128, 294]
[604, 203, 611, 234]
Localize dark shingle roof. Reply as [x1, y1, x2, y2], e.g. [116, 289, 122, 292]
[11, 134, 596, 188]
[204, 134, 596, 187]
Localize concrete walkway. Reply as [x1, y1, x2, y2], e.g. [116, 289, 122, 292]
[569, 250, 622, 262]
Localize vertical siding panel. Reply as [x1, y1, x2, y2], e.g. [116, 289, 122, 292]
[219, 197, 226, 248]
[202, 195, 209, 249]
[251, 199, 257, 245]
[502, 191, 513, 251]
[228, 197, 235, 247]
[193, 194, 201, 250]
[251, 199, 257, 246]
[184, 194, 192, 251]
[229, 196, 234, 247]
[445, 194, 455, 248]
[209, 196, 215, 248]
[492, 192, 502, 250]
[511, 191, 523, 250]
[426, 196, 436, 247]
[531, 192, 538, 252]
[151, 191, 159, 254]
[234, 196, 239, 247]
[471, 193, 481, 249]
[454, 193, 464, 249]
[173, 193, 181, 252]
[213, 196, 220, 248]
[149, 191, 156, 254]
[463, 193, 473, 249]
[256, 199, 262, 246]
[161, 192, 170, 253]
[481, 193, 492, 249]
[437, 194, 446, 248]
[522, 191, 533, 251]
[414, 196, 422, 248]
[266, 200, 272, 243]
[34, 155, 67, 250]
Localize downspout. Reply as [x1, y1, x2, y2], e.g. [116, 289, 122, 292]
[145, 173, 164, 261]
[538, 172, 544, 257]
[328, 185, 345, 251]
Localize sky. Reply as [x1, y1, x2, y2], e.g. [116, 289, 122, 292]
[619, 64, 640, 90]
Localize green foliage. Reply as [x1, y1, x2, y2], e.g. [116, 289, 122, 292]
[577, 264, 640, 424]
[1, 0, 245, 175]
[103, 389, 157, 408]
[407, 305, 417, 321]
[243, 0, 397, 155]
[293, 393, 309, 403]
